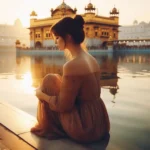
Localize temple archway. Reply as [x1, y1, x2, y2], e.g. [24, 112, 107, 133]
[35, 41, 42, 48]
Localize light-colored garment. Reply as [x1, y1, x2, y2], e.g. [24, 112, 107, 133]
[31, 72, 110, 143]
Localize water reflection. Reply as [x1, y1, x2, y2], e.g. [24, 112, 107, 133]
[115, 51, 150, 76]
[1, 50, 150, 149]
[0, 51, 16, 73]
[15, 51, 150, 103]
[98, 54, 119, 100]
[22, 72, 34, 94]
[16, 53, 120, 99]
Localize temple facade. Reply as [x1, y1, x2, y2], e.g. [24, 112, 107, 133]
[29, 1, 119, 49]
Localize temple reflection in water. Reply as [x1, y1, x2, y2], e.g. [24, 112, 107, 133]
[15, 52, 150, 98]
[16, 53, 119, 97]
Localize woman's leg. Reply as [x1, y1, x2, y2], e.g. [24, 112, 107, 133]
[31, 74, 66, 138]
[41, 73, 62, 96]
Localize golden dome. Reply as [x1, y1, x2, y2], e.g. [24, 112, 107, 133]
[85, 2, 95, 11]
[110, 7, 119, 15]
[51, 1, 76, 17]
[87, 3, 93, 9]
[112, 7, 117, 13]
[55, 2, 72, 10]
[15, 40, 21, 45]
[30, 11, 37, 16]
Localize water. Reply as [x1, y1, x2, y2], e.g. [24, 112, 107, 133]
[0, 49, 150, 150]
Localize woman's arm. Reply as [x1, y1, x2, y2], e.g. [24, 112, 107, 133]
[36, 62, 81, 112]
[35, 87, 50, 103]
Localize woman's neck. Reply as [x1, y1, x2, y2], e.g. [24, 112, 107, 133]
[68, 44, 84, 58]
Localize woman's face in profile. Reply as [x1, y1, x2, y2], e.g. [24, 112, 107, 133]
[52, 34, 65, 50]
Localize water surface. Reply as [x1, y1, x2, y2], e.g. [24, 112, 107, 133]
[0, 49, 150, 150]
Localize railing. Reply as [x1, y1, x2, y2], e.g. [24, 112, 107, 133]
[113, 44, 150, 50]
[17, 46, 109, 51]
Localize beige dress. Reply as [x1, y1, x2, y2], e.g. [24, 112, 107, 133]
[31, 72, 110, 143]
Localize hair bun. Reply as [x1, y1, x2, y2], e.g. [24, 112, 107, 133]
[73, 15, 84, 29]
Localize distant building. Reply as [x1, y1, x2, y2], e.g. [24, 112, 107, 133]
[119, 20, 150, 40]
[0, 19, 30, 48]
[29, 1, 119, 49]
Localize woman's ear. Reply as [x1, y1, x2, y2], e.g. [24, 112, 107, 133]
[66, 34, 73, 42]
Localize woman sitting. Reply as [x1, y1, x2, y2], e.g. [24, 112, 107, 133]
[31, 15, 110, 143]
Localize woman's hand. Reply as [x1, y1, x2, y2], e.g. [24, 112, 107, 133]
[35, 87, 51, 103]
[35, 87, 43, 100]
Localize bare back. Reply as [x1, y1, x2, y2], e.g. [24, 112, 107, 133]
[63, 51, 101, 102]
[64, 51, 99, 75]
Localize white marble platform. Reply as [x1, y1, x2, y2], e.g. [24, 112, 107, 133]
[0, 102, 110, 150]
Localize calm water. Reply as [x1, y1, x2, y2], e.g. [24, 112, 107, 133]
[0, 49, 150, 150]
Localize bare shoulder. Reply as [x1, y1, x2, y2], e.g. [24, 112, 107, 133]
[63, 59, 80, 76]
[63, 52, 100, 76]
[87, 53, 99, 69]
[83, 52, 99, 72]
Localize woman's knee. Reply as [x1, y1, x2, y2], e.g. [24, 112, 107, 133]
[41, 74, 62, 95]
[43, 74, 61, 82]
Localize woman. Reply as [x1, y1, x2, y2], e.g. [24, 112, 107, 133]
[31, 15, 110, 143]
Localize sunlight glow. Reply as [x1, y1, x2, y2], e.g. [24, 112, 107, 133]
[22, 72, 35, 94]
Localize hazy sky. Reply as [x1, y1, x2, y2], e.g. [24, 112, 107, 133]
[0, 0, 149, 27]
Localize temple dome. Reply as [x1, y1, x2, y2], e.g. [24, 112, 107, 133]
[55, 2, 72, 10]
[87, 3, 93, 9]
[85, 2, 95, 12]
[30, 11, 37, 16]
[14, 19, 22, 27]
[112, 7, 117, 13]
[133, 20, 138, 25]
[139, 21, 146, 25]
[110, 6, 119, 15]
[51, 1, 76, 17]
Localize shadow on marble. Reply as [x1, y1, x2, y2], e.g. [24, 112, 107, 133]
[81, 133, 110, 150]
[20, 131, 110, 150]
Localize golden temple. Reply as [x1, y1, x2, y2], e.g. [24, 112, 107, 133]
[29, 1, 119, 49]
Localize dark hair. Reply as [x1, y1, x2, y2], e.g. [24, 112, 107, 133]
[51, 15, 85, 44]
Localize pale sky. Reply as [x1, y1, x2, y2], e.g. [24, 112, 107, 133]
[0, 0, 149, 27]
